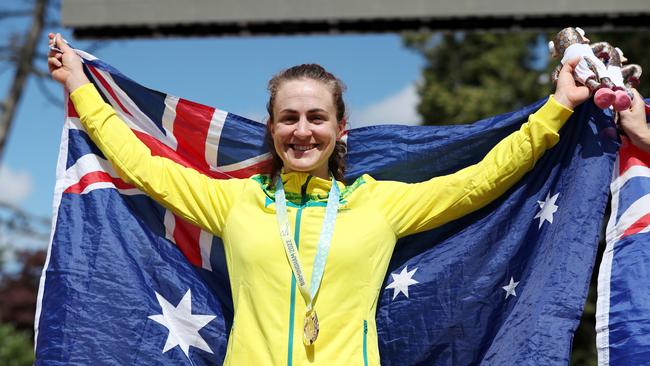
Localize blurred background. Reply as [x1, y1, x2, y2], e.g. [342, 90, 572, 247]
[1, 0, 649, 364]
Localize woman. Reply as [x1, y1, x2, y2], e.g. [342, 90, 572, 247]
[49, 32, 592, 365]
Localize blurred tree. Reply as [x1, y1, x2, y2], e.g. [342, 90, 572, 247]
[0, 1, 107, 361]
[0, 247, 43, 366]
[0, 323, 34, 366]
[0, 0, 107, 162]
[0, 0, 50, 162]
[0, 248, 46, 334]
[403, 31, 549, 125]
[405, 30, 650, 126]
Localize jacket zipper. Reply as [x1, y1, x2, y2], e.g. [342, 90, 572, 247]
[286, 176, 311, 366]
[363, 320, 368, 366]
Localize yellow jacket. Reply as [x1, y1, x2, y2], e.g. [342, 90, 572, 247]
[70, 83, 572, 365]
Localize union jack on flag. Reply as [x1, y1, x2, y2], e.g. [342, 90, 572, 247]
[60, 49, 274, 271]
[35, 48, 618, 365]
[597, 135, 650, 365]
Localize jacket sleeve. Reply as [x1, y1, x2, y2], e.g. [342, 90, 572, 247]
[370, 96, 574, 238]
[69, 83, 244, 237]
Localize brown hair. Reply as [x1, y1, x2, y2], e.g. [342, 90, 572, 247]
[265, 64, 348, 182]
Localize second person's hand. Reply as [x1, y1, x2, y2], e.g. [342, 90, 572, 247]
[619, 88, 650, 152]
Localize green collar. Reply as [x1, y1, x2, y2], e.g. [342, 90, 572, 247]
[251, 172, 366, 207]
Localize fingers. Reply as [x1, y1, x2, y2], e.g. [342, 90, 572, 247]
[48, 55, 62, 69]
[629, 88, 650, 115]
[631, 90, 650, 115]
[47, 48, 62, 67]
[623, 89, 644, 112]
[47, 33, 71, 56]
[619, 89, 645, 120]
[47, 33, 63, 75]
[562, 56, 581, 72]
[47, 36, 54, 50]
[54, 33, 73, 52]
[47, 47, 63, 58]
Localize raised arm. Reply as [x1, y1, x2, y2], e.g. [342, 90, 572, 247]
[372, 58, 588, 238]
[48, 33, 242, 236]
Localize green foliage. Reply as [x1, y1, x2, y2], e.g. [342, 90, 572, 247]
[404, 31, 550, 125]
[0, 249, 43, 364]
[0, 323, 34, 366]
[405, 30, 650, 126]
[0, 248, 45, 337]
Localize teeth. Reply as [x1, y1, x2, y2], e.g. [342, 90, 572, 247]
[292, 144, 315, 151]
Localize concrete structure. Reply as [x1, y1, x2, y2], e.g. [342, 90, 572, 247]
[62, 0, 650, 38]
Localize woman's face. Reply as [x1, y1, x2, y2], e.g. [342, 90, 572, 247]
[270, 78, 344, 180]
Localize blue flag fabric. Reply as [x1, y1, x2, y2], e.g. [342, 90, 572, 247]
[35, 50, 618, 365]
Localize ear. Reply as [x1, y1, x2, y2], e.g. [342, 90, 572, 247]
[337, 118, 347, 140]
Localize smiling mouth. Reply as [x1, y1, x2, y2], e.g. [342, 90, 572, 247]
[289, 144, 318, 152]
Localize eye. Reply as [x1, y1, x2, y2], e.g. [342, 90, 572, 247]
[310, 115, 326, 123]
[279, 115, 298, 124]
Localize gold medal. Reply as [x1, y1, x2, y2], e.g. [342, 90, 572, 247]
[303, 310, 319, 346]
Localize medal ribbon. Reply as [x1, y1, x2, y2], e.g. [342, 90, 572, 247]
[274, 175, 340, 316]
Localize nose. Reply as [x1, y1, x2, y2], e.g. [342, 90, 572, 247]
[294, 117, 312, 138]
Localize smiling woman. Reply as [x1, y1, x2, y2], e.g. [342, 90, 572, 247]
[266, 64, 348, 181]
[47, 30, 601, 365]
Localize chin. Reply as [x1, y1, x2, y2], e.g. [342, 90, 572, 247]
[284, 159, 329, 176]
[282, 154, 319, 171]
[286, 163, 318, 173]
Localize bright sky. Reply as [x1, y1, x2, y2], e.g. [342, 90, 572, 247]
[0, 27, 425, 250]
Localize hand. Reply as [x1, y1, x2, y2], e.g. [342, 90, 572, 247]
[619, 89, 650, 152]
[553, 57, 591, 110]
[47, 33, 89, 92]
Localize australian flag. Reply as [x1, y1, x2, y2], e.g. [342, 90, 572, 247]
[597, 133, 650, 365]
[35, 48, 618, 365]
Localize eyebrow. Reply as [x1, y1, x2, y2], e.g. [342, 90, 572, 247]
[278, 108, 329, 114]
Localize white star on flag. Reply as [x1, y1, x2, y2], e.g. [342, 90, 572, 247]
[534, 192, 559, 229]
[385, 266, 419, 300]
[502, 277, 520, 299]
[148, 289, 216, 358]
